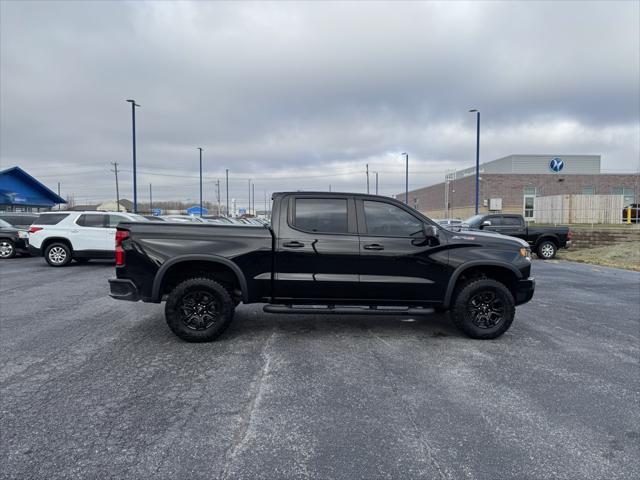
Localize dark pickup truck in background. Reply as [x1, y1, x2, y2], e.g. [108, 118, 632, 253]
[109, 192, 535, 342]
[462, 213, 572, 259]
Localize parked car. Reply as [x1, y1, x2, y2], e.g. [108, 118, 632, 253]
[28, 211, 148, 266]
[622, 204, 640, 223]
[142, 215, 166, 222]
[0, 212, 39, 229]
[0, 219, 29, 259]
[109, 192, 535, 342]
[462, 213, 571, 259]
[435, 218, 463, 228]
[160, 215, 207, 223]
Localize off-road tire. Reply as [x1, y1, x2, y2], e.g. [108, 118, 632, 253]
[165, 277, 235, 342]
[536, 240, 557, 260]
[0, 239, 16, 259]
[450, 278, 515, 339]
[45, 242, 72, 267]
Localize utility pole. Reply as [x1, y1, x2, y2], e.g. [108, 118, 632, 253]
[225, 169, 229, 217]
[264, 190, 267, 218]
[149, 183, 153, 213]
[366, 164, 369, 194]
[125, 99, 140, 213]
[402, 152, 409, 204]
[329, 185, 332, 192]
[248, 179, 251, 216]
[111, 162, 120, 211]
[375, 172, 379, 195]
[252, 182, 255, 216]
[215, 179, 221, 216]
[198, 147, 203, 217]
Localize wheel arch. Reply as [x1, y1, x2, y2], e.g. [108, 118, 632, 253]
[151, 254, 248, 303]
[42, 237, 73, 255]
[534, 235, 559, 248]
[443, 261, 522, 308]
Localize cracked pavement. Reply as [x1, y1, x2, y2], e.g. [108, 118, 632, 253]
[1, 257, 639, 479]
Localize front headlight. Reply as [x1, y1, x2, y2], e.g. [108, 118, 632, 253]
[519, 247, 531, 261]
[18, 230, 29, 239]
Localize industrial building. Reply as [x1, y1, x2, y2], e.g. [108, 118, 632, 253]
[398, 154, 639, 222]
[0, 166, 66, 212]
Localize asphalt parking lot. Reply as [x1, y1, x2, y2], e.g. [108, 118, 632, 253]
[1, 257, 639, 480]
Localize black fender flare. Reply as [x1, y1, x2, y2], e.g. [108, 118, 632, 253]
[151, 254, 249, 303]
[534, 235, 560, 249]
[443, 260, 523, 308]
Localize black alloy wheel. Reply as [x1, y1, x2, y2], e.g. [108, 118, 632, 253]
[467, 291, 505, 329]
[178, 290, 221, 331]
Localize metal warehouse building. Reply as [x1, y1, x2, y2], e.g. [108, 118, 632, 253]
[398, 154, 639, 222]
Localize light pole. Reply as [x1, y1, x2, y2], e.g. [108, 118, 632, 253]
[198, 147, 203, 217]
[402, 152, 409, 204]
[126, 99, 140, 213]
[366, 164, 369, 194]
[469, 109, 480, 214]
[225, 169, 229, 217]
[375, 172, 379, 195]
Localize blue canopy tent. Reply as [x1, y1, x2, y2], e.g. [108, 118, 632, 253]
[186, 206, 208, 216]
[0, 166, 66, 212]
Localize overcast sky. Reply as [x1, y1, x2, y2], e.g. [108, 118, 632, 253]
[1, 0, 639, 207]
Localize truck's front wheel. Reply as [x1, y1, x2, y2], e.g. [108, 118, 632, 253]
[165, 277, 235, 342]
[450, 278, 515, 339]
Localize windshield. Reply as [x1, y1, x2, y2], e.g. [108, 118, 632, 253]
[463, 215, 484, 227]
[0, 219, 12, 228]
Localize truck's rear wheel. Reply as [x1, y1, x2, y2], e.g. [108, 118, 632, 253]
[450, 278, 515, 339]
[165, 277, 235, 342]
[537, 240, 557, 259]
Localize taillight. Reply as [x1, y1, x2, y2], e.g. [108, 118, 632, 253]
[567, 229, 573, 240]
[28, 226, 43, 234]
[115, 230, 129, 266]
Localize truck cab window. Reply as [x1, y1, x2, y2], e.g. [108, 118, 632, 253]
[293, 198, 348, 233]
[364, 201, 422, 236]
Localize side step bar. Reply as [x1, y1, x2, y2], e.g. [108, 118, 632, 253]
[263, 305, 435, 316]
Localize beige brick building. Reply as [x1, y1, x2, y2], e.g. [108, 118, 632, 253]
[396, 154, 639, 221]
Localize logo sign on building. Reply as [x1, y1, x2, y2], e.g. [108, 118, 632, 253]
[549, 157, 564, 173]
[152, 208, 163, 216]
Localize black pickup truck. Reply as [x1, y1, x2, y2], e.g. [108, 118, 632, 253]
[462, 214, 572, 259]
[109, 192, 535, 342]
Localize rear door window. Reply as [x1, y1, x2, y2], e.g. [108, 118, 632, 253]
[293, 198, 349, 234]
[77, 214, 107, 227]
[502, 216, 523, 227]
[34, 213, 70, 225]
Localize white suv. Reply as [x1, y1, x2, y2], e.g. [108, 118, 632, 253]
[28, 211, 147, 267]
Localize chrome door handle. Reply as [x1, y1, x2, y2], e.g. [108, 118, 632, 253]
[283, 241, 304, 248]
[363, 244, 384, 250]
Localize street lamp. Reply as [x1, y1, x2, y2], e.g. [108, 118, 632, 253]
[126, 99, 140, 213]
[198, 147, 203, 217]
[401, 152, 409, 204]
[469, 109, 480, 214]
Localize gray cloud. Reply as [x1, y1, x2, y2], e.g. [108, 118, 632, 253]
[1, 0, 638, 206]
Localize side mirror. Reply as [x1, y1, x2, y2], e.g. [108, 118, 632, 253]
[481, 220, 492, 228]
[423, 224, 439, 238]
